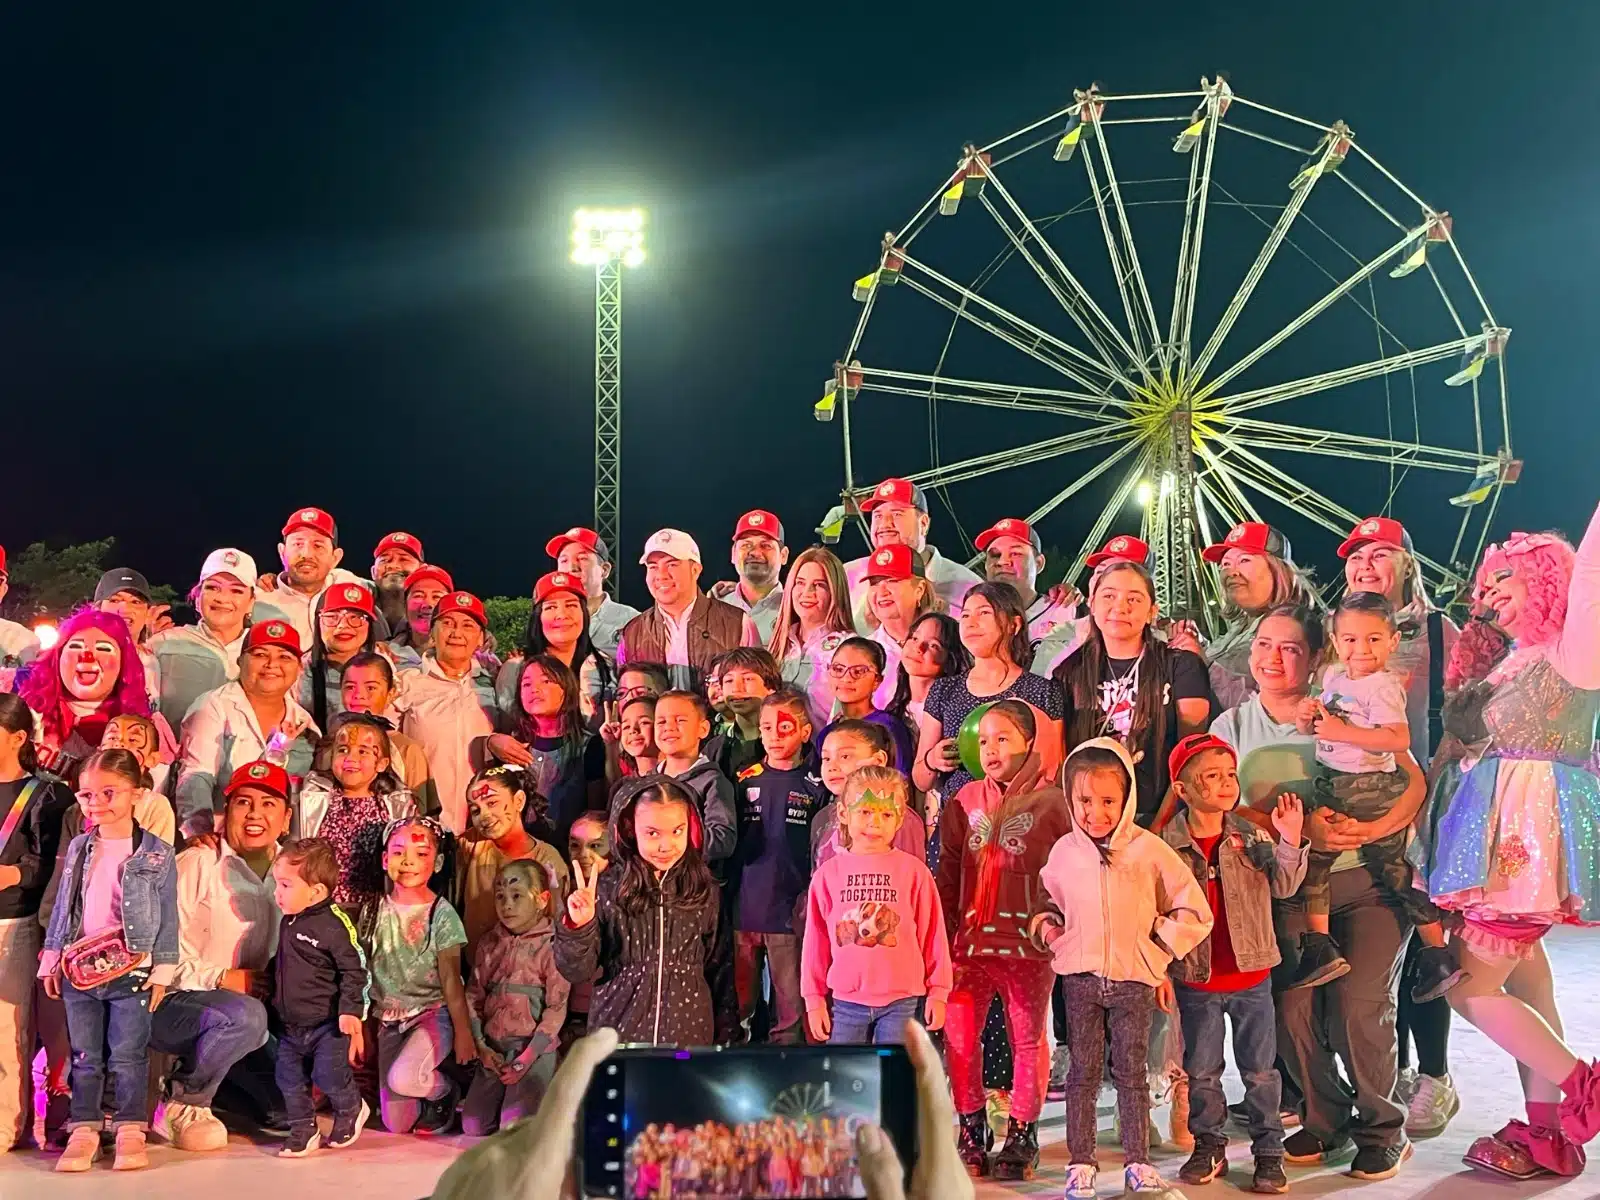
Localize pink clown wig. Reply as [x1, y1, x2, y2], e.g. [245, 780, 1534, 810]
[1446, 531, 1576, 688]
[19, 606, 150, 747]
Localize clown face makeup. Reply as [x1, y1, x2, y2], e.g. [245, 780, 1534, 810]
[467, 776, 525, 843]
[60, 632, 121, 702]
[384, 822, 439, 892]
[331, 722, 389, 793]
[758, 703, 809, 765]
[101, 714, 158, 770]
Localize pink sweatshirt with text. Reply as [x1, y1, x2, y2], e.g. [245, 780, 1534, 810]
[801, 849, 952, 1008]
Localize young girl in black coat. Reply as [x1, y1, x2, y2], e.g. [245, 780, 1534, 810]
[554, 777, 736, 1046]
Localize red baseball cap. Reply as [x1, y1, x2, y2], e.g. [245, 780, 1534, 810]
[0, 545, 7, 575]
[402, 565, 455, 595]
[974, 518, 1041, 553]
[862, 544, 922, 582]
[433, 590, 488, 628]
[245, 619, 302, 657]
[1087, 534, 1151, 568]
[733, 509, 785, 543]
[1168, 732, 1238, 783]
[534, 571, 586, 606]
[859, 477, 928, 514]
[322, 583, 376, 618]
[1202, 521, 1293, 564]
[223, 759, 291, 801]
[1337, 516, 1413, 559]
[373, 531, 424, 561]
[544, 526, 612, 563]
[281, 507, 338, 542]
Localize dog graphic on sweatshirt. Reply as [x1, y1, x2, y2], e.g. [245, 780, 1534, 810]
[833, 902, 901, 948]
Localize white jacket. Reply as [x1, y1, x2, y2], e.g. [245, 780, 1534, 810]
[176, 681, 319, 835]
[252, 568, 367, 651]
[293, 774, 417, 841]
[172, 841, 281, 992]
[149, 621, 247, 723]
[394, 657, 498, 835]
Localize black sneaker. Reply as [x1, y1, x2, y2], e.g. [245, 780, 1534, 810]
[277, 1126, 321, 1158]
[1283, 1128, 1353, 1165]
[256, 1109, 292, 1139]
[1348, 1139, 1413, 1180]
[1251, 1155, 1288, 1194]
[956, 1109, 991, 1177]
[1410, 943, 1469, 1003]
[990, 1117, 1039, 1181]
[326, 1099, 370, 1149]
[412, 1082, 458, 1136]
[1287, 932, 1352, 989]
[1178, 1137, 1229, 1185]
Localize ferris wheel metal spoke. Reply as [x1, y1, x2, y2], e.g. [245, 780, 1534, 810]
[1079, 149, 1158, 377]
[1083, 111, 1165, 366]
[1195, 447, 1263, 526]
[1215, 334, 1485, 416]
[855, 368, 1130, 423]
[898, 426, 1134, 491]
[1170, 88, 1222, 377]
[1224, 418, 1494, 473]
[1066, 448, 1156, 582]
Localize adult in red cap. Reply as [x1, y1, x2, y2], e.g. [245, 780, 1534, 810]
[301, 582, 394, 731]
[0, 544, 40, 667]
[254, 506, 366, 652]
[616, 530, 758, 692]
[545, 527, 640, 657]
[859, 545, 941, 710]
[845, 477, 980, 631]
[493, 571, 613, 729]
[712, 509, 789, 644]
[1200, 521, 1323, 710]
[176, 618, 319, 838]
[977, 518, 1080, 645]
[371, 532, 425, 635]
[389, 564, 455, 670]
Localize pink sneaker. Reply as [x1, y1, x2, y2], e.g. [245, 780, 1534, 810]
[1559, 1059, 1600, 1145]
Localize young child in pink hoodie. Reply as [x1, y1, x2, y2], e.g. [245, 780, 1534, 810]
[801, 766, 950, 1046]
[1030, 738, 1213, 1200]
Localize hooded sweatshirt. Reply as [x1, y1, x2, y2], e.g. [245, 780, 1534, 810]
[1030, 738, 1213, 988]
[633, 757, 737, 864]
[938, 753, 1071, 960]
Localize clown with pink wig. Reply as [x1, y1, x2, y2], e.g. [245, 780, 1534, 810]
[1415, 497, 1600, 1179]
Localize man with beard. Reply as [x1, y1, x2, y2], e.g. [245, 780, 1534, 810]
[545, 527, 640, 656]
[371, 531, 425, 636]
[710, 511, 789, 644]
[975, 518, 1080, 644]
[389, 563, 454, 670]
[151, 549, 257, 723]
[0, 545, 40, 668]
[253, 506, 365, 649]
[844, 477, 979, 631]
[615, 530, 758, 692]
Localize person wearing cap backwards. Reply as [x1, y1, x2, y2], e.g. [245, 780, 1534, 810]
[253, 506, 365, 651]
[1196, 522, 1323, 711]
[371, 531, 425, 639]
[0, 545, 40, 668]
[148, 760, 294, 1150]
[94, 567, 161, 704]
[176, 620, 319, 838]
[845, 477, 980, 632]
[615, 530, 759, 692]
[546, 527, 641, 658]
[392, 590, 500, 835]
[300, 581, 396, 731]
[708, 510, 789, 645]
[149, 549, 259, 724]
[389, 563, 455, 672]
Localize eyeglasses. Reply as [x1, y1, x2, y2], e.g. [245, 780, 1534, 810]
[827, 663, 878, 682]
[75, 786, 133, 805]
[320, 610, 369, 628]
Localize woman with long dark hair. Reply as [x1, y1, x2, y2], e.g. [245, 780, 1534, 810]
[488, 653, 606, 850]
[496, 571, 614, 727]
[301, 583, 391, 732]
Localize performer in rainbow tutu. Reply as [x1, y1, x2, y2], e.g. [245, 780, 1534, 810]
[1417, 498, 1600, 1179]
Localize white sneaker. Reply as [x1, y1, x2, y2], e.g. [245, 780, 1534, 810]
[155, 1099, 229, 1152]
[1124, 1162, 1183, 1195]
[1405, 1072, 1460, 1138]
[1065, 1162, 1099, 1199]
[1394, 1066, 1419, 1106]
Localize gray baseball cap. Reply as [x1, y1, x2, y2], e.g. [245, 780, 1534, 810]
[94, 568, 152, 604]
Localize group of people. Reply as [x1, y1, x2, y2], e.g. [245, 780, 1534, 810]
[628, 1116, 860, 1199]
[0, 481, 1594, 1197]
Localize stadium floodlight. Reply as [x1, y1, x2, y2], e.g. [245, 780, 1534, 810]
[571, 207, 647, 268]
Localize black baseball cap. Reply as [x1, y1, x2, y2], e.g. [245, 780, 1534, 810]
[94, 568, 151, 604]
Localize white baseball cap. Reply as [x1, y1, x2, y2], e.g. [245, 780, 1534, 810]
[200, 547, 259, 585]
[639, 529, 701, 566]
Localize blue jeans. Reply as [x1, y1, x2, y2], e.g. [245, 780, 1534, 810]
[277, 1021, 361, 1136]
[148, 988, 269, 1107]
[1177, 978, 1283, 1155]
[61, 971, 155, 1129]
[829, 996, 921, 1045]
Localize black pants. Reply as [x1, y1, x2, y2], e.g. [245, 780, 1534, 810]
[1396, 930, 1451, 1077]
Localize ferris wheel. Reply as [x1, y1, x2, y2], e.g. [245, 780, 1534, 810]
[815, 76, 1517, 628]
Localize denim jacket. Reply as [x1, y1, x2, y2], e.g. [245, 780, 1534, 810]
[44, 823, 180, 966]
[1161, 810, 1307, 983]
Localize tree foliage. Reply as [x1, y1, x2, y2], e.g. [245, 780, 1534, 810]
[482, 595, 531, 658]
[2, 539, 117, 620]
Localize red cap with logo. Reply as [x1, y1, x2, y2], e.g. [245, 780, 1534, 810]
[974, 518, 1041, 553]
[534, 571, 586, 606]
[544, 526, 611, 563]
[1337, 516, 1413, 559]
[323, 583, 376, 618]
[859, 477, 928, 514]
[402, 565, 455, 595]
[1168, 732, 1238, 783]
[245, 619, 302, 657]
[862, 544, 922, 582]
[281, 507, 338, 542]
[1202, 521, 1293, 564]
[733, 509, 785, 543]
[373, 531, 424, 561]
[223, 759, 292, 801]
[433, 590, 488, 628]
[1086, 534, 1151, 568]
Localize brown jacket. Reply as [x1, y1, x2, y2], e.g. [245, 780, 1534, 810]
[617, 594, 747, 689]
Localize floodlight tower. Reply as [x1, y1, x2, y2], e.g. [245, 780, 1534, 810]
[570, 208, 646, 576]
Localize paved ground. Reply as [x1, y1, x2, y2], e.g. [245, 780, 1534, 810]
[4, 927, 1596, 1199]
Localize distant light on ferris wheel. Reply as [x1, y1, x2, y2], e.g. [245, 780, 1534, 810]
[1135, 480, 1154, 507]
[1160, 473, 1175, 499]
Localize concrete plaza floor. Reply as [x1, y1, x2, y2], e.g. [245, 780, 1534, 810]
[3, 926, 1597, 1199]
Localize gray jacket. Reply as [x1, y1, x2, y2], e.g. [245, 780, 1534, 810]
[293, 775, 417, 841]
[1162, 810, 1307, 982]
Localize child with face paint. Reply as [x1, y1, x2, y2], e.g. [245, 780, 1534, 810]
[368, 818, 474, 1135]
[810, 721, 927, 869]
[92, 714, 176, 843]
[559, 811, 611, 1051]
[937, 700, 1071, 1181]
[555, 779, 736, 1046]
[461, 860, 569, 1135]
[456, 765, 568, 956]
[801, 766, 951, 1047]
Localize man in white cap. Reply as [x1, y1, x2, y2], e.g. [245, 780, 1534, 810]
[253, 506, 364, 649]
[709, 509, 789, 644]
[149, 549, 260, 721]
[0, 545, 40, 668]
[844, 477, 979, 631]
[545, 527, 640, 656]
[616, 529, 758, 691]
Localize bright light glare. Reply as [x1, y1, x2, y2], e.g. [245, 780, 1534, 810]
[1135, 480, 1154, 507]
[33, 622, 59, 651]
[571, 207, 647, 267]
[1159, 473, 1175, 499]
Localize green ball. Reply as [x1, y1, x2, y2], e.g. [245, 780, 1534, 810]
[957, 702, 996, 778]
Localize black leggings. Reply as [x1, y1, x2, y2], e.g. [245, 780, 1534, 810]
[1396, 930, 1451, 1077]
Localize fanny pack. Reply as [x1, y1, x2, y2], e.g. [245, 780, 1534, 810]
[61, 927, 149, 991]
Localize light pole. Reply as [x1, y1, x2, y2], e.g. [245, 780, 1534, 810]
[571, 208, 646, 583]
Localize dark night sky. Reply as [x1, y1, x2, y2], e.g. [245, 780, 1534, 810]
[4, 3, 1597, 606]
